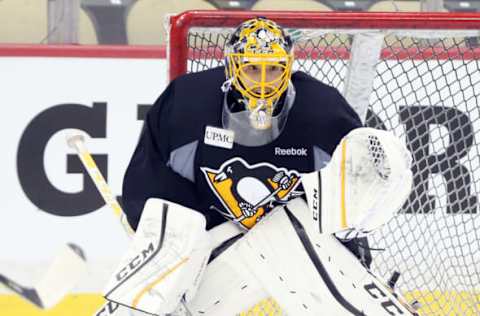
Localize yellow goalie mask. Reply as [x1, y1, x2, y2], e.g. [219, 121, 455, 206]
[225, 17, 294, 130]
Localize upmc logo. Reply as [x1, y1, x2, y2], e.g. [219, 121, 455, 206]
[17, 102, 152, 217]
[16, 103, 478, 217]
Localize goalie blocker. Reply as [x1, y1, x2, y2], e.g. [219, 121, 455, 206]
[101, 198, 245, 316]
[103, 198, 212, 315]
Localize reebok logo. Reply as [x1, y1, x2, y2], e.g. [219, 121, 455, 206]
[275, 147, 308, 156]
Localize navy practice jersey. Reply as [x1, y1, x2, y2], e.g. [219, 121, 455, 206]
[122, 67, 362, 230]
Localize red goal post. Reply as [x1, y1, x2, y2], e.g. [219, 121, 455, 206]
[167, 11, 480, 316]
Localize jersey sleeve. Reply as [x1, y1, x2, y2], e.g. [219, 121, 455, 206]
[334, 88, 363, 140]
[323, 88, 363, 155]
[122, 81, 201, 230]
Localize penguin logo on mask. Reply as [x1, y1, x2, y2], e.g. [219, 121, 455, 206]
[201, 157, 302, 229]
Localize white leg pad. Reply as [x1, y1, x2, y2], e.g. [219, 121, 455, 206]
[186, 251, 272, 315]
[237, 197, 417, 316]
[189, 198, 417, 315]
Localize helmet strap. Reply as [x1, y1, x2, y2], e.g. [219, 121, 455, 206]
[221, 78, 233, 93]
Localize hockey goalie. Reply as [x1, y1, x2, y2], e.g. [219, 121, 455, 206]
[97, 127, 419, 316]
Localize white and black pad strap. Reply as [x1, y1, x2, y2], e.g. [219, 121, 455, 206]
[184, 222, 267, 316]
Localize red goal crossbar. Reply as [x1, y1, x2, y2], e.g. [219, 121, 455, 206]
[168, 10, 480, 80]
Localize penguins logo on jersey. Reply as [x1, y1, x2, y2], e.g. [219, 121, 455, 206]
[201, 157, 302, 229]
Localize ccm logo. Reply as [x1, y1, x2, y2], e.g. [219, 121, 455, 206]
[95, 301, 119, 316]
[312, 188, 319, 220]
[364, 282, 406, 315]
[115, 242, 155, 281]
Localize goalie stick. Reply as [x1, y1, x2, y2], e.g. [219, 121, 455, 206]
[67, 132, 139, 316]
[66, 133, 133, 235]
[0, 243, 87, 309]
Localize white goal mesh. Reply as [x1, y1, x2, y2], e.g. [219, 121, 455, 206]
[168, 11, 480, 316]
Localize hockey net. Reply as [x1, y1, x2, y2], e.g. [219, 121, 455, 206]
[167, 11, 480, 316]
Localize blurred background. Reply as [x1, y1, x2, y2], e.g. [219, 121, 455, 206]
[1, 1, 480, 316]
[1, 0, 479, 46]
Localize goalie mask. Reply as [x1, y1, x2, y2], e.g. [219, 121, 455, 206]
[224, 17, 294, 131]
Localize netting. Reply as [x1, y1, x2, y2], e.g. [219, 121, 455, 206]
[169, 12, 480, 316]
